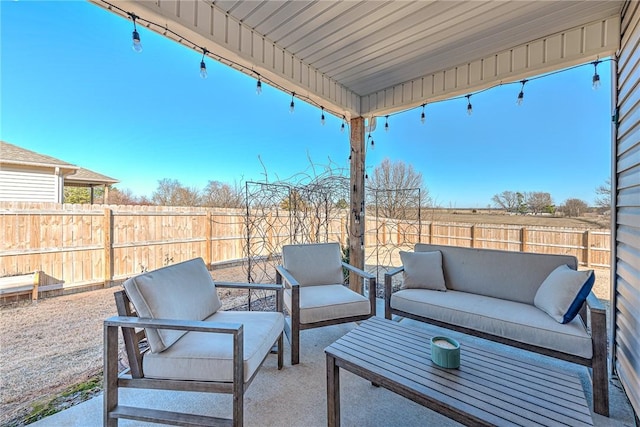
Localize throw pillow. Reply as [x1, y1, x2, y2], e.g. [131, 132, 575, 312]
[400, 250, 447, 291]
[534, 264, 595, 324]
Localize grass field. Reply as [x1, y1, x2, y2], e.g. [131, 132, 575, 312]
[422, 209, 610, 229]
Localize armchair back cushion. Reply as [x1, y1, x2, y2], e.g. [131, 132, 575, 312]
[123, 257, 222, 353]
[282, 243, 343, 286]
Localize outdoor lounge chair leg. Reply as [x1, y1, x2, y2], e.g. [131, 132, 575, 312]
[104, 324, 119, 427]
[591, 307, 609, 416]
[278, 333, 284, 370]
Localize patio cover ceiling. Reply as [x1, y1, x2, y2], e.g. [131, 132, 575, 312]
[93, 0, 623, 119]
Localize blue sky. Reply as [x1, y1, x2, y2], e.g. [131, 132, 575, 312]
[1, 1, 612, 208]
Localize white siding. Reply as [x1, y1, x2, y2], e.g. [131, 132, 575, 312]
[615, 0, 640, 417]
[0, 167, 58, 202]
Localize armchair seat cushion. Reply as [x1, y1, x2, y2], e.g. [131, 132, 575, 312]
[284, 284, 371, 324]
[143, 310, 284, 383]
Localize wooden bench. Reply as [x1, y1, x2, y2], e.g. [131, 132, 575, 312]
[0, 272, 40, 302]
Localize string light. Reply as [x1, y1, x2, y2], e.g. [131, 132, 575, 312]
[384, 115, 389, 132]
[341, 115, 346, 133]
[516, 80, 527, 106]
[320, 106, 326, 125]
[592, 60, 601, 90]
[130, 14, 142, 53]
[105, 1, 614, 131]
[368, 133, 374, 150]
[199, 48, 208, 79]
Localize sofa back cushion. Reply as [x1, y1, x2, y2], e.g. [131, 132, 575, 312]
[123, 257, 222, 353]
[414, 244, 577, 304]
[400, 250, 447, 291]
[282, 243, 344, 286]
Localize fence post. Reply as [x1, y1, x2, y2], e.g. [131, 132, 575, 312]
[104, 208, 113, 287]
[205, 211, 212, 269]
[584, 230, 592, 267]
[471, 225, 477, 248]
[429, 222, 434, 244]
[520, 227, 528, 252]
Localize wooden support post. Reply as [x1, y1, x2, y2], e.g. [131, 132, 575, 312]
[205, 211, 212, 269]
[583, 230, 592, 267]
[349, 117, 365, 294]
[104, 208, 113, 287]
[31, 271, 40, 302]
[520, 227, 528, 252]
[471, 225, 477, 248]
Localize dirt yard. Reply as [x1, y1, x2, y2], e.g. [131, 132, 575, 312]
[0, 264, 612, 426]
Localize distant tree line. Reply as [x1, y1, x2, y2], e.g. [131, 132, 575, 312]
[64, 179, 245, 208]
[491, 178, 610, 218]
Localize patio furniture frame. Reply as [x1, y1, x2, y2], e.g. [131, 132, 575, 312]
[276, 261, 376, 365]
[104, 282, 284, 427]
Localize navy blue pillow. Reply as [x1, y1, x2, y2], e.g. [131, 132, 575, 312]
[562, 270, 595, 324]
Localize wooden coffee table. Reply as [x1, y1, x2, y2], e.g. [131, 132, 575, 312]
[325, 317, 593, 426]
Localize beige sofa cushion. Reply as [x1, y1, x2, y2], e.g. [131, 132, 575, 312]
[400, 250, 446, 291]
[415, 244, 578, 304]
[143, 311, 284, 383]
[391, 289, 592, 359]
[123, 258, 222, 353]
[282, 243, 343, 286]
[284, 284, 371, 324]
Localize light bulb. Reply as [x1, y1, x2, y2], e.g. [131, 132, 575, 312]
[466, 96, 473, 116]
[516, 90, 524, 106]
[420, 104, 426, 124]
[289, 100, 295, 113]
[200, 61, 208, 79]
[592, 73, 601, 90]
[320, 107, 325, 125]
[592, 61, 601, 90]
[384, 115, 389, 132]
[256, 79, 262, 95]
[341, 122, 345, 133]
[132, 30, 143, 53]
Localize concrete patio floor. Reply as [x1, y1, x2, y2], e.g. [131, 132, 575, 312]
[32, 302, 636, 427]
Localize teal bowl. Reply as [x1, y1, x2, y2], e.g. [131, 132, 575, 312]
[430, 336, 460, 369]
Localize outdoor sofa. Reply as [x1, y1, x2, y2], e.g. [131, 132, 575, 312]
[384, 243, 609, 416]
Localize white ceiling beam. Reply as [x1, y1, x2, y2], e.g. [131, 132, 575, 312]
[360, 15, 621, 117]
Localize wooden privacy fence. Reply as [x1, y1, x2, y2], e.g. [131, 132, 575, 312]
[367, 219, 610, 269]
[0, 203, 610, 299]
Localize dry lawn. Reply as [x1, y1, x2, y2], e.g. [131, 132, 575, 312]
[0, 264, 612, 426]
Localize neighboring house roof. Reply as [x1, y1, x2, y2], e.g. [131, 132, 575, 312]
[0, 141, 118, 186]
[0, 140, 78, 171]
[66, 167, 119, 186]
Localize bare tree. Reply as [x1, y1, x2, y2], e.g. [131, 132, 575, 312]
[367, 158, 431, 219]
[152, 178, 201, 206]
[108, 187, 151, 205]
[562, 198, 588, 217]
[595, 178, 611, 211]
[491, 191, 519, 213]
[202, 180, 244, 208]
[527, 192, 554, 215]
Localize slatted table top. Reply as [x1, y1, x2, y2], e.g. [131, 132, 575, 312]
[325, 317, 593, 427]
